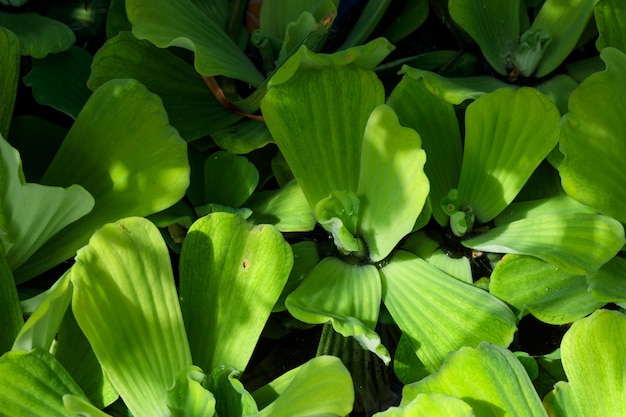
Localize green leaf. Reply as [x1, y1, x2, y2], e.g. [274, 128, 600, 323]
[357, 104, 429, 262]
[0, 27, 19, 137]
[126, 0, 264, 86]
[396, 66, 508, 105]
[0, 135, 94, 271]
[63, 395, 112, 417]
[381, 0, 429, 43]
[380, 250, 517, 373]
[547, 309, 626, 415]
[0, 349, 88, 417]
[251, 356, 354, 417]
[15, 78, 190, 283]
[211, 119, 273, 154]
[273, 241, 320, 312]
[203, 151, 259, 208]
[180, 213, 293, 372]
[0, 252, 21, 354]
[387, 74, 462, 226]
[56, 310, 118, 409]
[402, 343, 548, 417]
[262, 40, 392, 208]
[559, 47, 626, 223]
[23, 46, 92, 119]
[166, 366, 216, 417]
[0, 12, 75, 58]
[393, 334, 430, 384]
[88, 31, 241, 142]
[315, 191, 363, 254]
[259, 0, 337, 41]
[205, 367, 257, 417]
[338, 0, 392, 50]
[587, 256, 626, 303]
[12, 270, 72, 352]
[457, 88, 560, 223]
[490, 254, 603, 324]
[530, 0, 599, 77]
[463, 212, 625, 275]
[71, 217, 192, 417]
[535, 73, 579, 115]
[246, 181, 317, 233]
[449, 0, 522, 75]
[285, 256, 390, 363]
[595, 0, 626, 52]
[374, 393, 475, 417]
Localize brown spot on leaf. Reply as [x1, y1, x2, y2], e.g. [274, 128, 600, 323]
[242, 258, 250, 270]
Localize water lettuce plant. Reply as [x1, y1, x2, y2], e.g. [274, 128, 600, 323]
[1, 0, 626, 416]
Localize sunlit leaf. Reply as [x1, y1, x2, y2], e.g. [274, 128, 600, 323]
[252, 356, 354, 417]
[12, 271, 72, 352]
[166, 366, 217, 417]
[126, 0, 265, 85]
[315, 191, 363, 254]
[0, 135, 94, 272]
[374, 393, 474, 417]
[71, 217, 192, 417]
[88, 31, 241, 142]
[402, 343, 548, 417]
[464, 212, 625, 275]
[0, 27, 19, 137]
[0, 349, 88, 417]
[15, 78, 190, 282]
[490, 254, 603, 324]
[180, 213, 292, 372]
[380, 251, 517, 373]
[387, 75, 462, 226]
[286, 256, 390, 363]
[63, 395, 112, 417]
[0, 12, 75, 58]
[559, 47, 626, 222]
[449, 0, 522, 75]
[357, 104, 429, 262]
[457, 88, 560, 223]
[595, 0, 626, 52]
[262, 39, 393, 208]
[546, 310, 626, 415]
[23, 46, 92, 119]
[211, 119, 273, 154]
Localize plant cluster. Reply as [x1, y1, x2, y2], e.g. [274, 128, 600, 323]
[1, 0, 625, 416]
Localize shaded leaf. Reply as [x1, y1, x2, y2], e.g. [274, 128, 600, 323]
[559, 47, 626, 222]
[587, 256, 626, 303]
[204, 151, 259, 208]
[0, 252, 21, 354]
[388, 74, 462, 226]
[166, 366, 216, 417]
[205, 367, 257, 417]
[88, 31, 241, 142]
[71, 217, 192, 417]
[23, 46, 92, 119]
[15, 78, 190, 282]
[126, 0, 264, 85]
[180, 213, 292, 372]
[449, 0, 522, 75]
[357, 104, 429, 262]
[595, 0, 626, 52]
[0, 12, 75, 58]
[212, 119, 273, 154]
[338, 0, 392, 50]
[381, 0, 429, 43]
[380, 250, 517, 373]
[0, 27, 19, 137]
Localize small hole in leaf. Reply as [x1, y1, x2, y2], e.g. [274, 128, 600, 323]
[243, 258, 250, 270]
